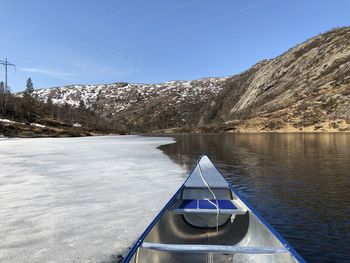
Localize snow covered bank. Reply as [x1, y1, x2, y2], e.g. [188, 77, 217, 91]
[0, 136, 185, 262]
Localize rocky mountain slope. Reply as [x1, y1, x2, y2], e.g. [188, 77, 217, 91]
[212, 27, 350, 132]
[32, 78, 227, 131]
[30, 27, 350, 132]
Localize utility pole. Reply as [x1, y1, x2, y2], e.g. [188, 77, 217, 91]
[0, 58, 16, 91]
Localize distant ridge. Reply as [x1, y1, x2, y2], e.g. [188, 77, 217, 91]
[30, 27, 350, 133]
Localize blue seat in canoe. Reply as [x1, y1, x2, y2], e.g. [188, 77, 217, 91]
[199, 200, 236, 209]
[179, 199, 236, 210]
[179, 199, 198, 209]
[173, 199, 246, 215]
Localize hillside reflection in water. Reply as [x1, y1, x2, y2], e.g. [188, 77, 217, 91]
[160, 133, 350, 262]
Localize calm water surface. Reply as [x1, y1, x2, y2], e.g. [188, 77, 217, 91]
[159, 133, 350, 263]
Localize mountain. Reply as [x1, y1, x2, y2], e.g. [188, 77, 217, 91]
[32, 78, 227, 131]
[30, 27, 350, 133]
[211, 27, 350, 132]
[0, 92, 121, 137]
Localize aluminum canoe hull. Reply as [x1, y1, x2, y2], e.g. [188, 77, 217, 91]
[122, 155, 305, 263]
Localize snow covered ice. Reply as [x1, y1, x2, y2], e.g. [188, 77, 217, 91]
[0, 136, 185, 262]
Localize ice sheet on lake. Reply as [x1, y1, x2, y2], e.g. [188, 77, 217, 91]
[0, 136, 185, 262]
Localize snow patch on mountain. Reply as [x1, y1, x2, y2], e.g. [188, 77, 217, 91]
[32, 77, 228, 111]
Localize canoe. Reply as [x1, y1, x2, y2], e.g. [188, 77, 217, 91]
[122, 155, 305, 263]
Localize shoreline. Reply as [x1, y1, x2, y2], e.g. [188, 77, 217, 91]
[0, 118, 125, 138]
[2, 130, 350, 139]
[151, 130, 350, 134]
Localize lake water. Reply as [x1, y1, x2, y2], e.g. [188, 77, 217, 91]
[160, 133, 350, 262]
[1, 134, 349, 262]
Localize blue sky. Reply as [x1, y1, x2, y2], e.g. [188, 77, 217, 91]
[1, 0, 349, 92]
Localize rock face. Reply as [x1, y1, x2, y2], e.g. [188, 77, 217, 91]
[31, 27, 350, 132]
[212, 27, 350, 132]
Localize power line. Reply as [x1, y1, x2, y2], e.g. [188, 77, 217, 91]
[99, 0, 146, 22]
[66, 0, 195, 53]
[21, 0, 272, 74]
[66, 0, 120, 28]
[21, 0, 127, 66]
[46, 0, 273, 68]
[24, 0, 194, 69]
[0, 59, 16, 91]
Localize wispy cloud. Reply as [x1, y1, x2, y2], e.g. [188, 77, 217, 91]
[72, 62, 134, 77]
[20, 67, 74, 80]
[20, 62, 134, 85]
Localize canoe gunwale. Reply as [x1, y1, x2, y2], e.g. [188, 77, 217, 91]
[122, 184, 185, 263]
[122, 155, 202, 263]
[228, 184, 306, 263]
